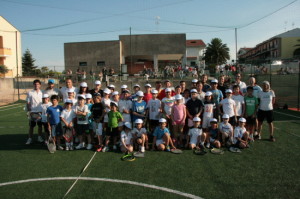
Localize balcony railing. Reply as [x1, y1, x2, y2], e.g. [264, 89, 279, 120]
[0, 48, 12, 57]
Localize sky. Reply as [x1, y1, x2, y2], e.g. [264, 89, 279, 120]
[1, 0, 300, 72]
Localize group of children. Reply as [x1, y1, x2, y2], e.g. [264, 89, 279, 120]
[28, 77, 275, 154]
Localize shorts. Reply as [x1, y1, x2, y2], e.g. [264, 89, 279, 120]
[103, 114, 108, 123]
[118, 121, 123, 127]
[50, 123, 62, 137]
[156, 139, 164, 146]
[29, 120, 42, 128]
[76, 124, 89, 135]
[106, 127, 119, 137]
[89, 121, 93, 130]
[93, 122, 103, 136]
[229, 116, 237, 126]
[202, 117, 212, 129]
[189, 137, 198, 145]
[42, 122, 50, 133]
[257, 110, 274, 123]
[246, 116, 256, 125]
[209, 137, 216, 143]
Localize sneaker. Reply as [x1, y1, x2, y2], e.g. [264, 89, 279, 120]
[141, 146, 145, 153]
[65, 146, 69, 151]
[97, 146, 103, 152]
[70, 145, 74, 151]
[86, 144, 93, 150]
[166, 145, 170, 152]
[25, 138, 32, 145]
[102, 146, 109, 152]
[37, 136, 44, 143]
[206, 143, 211, 149]
[57, 145, 64, 150]
[270, 136, 276, 142]
[113, 145, 117, 150]
[75, 143, 84, 150]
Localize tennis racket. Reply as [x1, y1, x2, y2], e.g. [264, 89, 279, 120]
[47, 135, 56, 154]
[121, 153, 136, 161]
[194, 148, 207, 155]
[133, 151, 145, 158]
[171, 148, 183, 154]
[210, 148, 224, 155]
[229, 147, 242, 153]
[63, 127, 74, 143]
[30, 112, 42, 122]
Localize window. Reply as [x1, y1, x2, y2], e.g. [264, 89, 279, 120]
[79, 62, 87, 66]
[97, 61, 105, 66]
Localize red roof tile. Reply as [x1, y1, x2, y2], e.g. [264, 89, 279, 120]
[186, 40, 206, 47]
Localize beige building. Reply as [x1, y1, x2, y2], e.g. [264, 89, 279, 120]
[0, 16, 22, 78]
[186, 40, 206, 67]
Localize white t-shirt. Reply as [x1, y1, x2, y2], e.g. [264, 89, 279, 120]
[147, 99, 161, 120]
[43, 88, 60, 98]
[237, 81, 247, 93]
[258, 90, 275, 111]
[61, 109, 76, 126]
[188, 128, 202, 142]
[118, 99, 132, 122]
[102, 98, 111, 112]
[37, 102, 52, 122]
[162, 97, 175, 115]
[75, 105, 89, 125]
[197, 92, 205, 102]
[121, 131, 133, 146]
[232, 94, 244, 116]
[220, 98, 236, 117]
[26, 89, 43, 113]
[132, 127, 147, 137]
[233, 126, 247, 144]
[60, 86, 79, 101]
[219, 122, 233, 133]
[203, 103, 214, 118]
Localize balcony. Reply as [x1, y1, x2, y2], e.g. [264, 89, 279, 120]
[0, 48, 12, 57]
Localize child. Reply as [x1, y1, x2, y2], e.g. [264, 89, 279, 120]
[219, 89, 237, 126]
[161, 88, 175, 127]
[205, 118, 221, 149]
[103, 102, 123, 152]
[118, 90, 132, 124]
[38, 94, 52, 143]
[147, 89, 161, 133]
[90, 93, 105, 152]
[232, 85, 245, 125]
[244, 86, 259, 141]
[152, 118, 176, 151]
[102, 88, 111, 133]
[132, 119, 148, 152]
[143, 84, 153, 104]
[132, 91, 147, 122]
[85, 93, 94, 138]
[209, 79, 223, 117]
[60, 99, 76, 150]
[75, 95, 92, 150]
[233, 118, 249, 148]
[219, 114, 234, 147]
[120, 122, 134, 153]
[186, 117, 206, 149]
[46, 95, 64, 150]
[65, 88, 77, 105]
[202, 91, 215, 131]
[171, 94, 186, 147]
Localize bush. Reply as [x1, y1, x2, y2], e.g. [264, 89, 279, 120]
[0, 65, 9, 75]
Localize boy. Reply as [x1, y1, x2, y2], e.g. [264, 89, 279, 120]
[143, 84, 153, 104]
[219, 114, 234, 146]
[232, 85, 245, 125]
[46, 95, 64, 150]
[205, 118, 221, 149]
[38, 94, 52, 143]
[219, 89, 237, 126]
[118, 90, 132, 124]
[120, 122, 134, 153]
[60, 99, 76, 150]
[152, 118, 176, 151]
[233, 118, 249, 148]
[186, 89, 204, 128]
[132, 119, 148, 152]
[132, 91, 147, 122]
[147, 89, 161, 133]
[161, 88, 175, 128]
[209, 79, 223, 118]
[186, 117, 206, 150]
[244, 86, 259, 141]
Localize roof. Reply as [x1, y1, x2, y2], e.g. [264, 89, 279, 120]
[272, 28, 300, 39]
[0, 16, 19, 32]
[186, 40, 206, 47]
[240, 48, 253, 51]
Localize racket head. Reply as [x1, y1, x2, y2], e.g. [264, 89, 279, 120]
[63, 128, 73, 143]
[194, 148, 207, 155]
[133, 152, 145, 158]
[171, 149, 183, 154]
[229, 147, 242, 153]
[30, 113, 41, 122]
[210, 148, 224, 155]
[121, 154, 135, 161]
[48, 143, 56, 153]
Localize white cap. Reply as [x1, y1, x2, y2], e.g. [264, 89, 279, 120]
[110, 101, 118, 107]
[193, 117, 201, 122]
[67, 88, 75, 93]
[190, 89, 198, 93]
[85, 93, 92, 99]
[222, 114, 230, 119]
[124, 122, 132, 129]
[225, 89, 233, 93]
[165, 88, 172, 92]
[42, 94, 49, 98]
[205, 91, 212, 96]
[159, 118, 167, 123]
[78, 94, 86, 99]
[135, 119, 143, 124]
[209, 118, 218, 123]
[134, 84, 140, 88]
[151, 89, 158, 94]
[121, 85, 128, 89]
[211, 79, 218, 83]
[145, 83, 152, 88]
[103, 88, 111, 94]
[94, 80, 101, 85]
[136, 91, 144, 97]
[108, 84, 115, 88]
[175, 94, 183, 100]
[112, 91, 119, 96]
[262, 81, 270, 85]
[80, 82, 88, 87]
[65, 99, 73, 104]
[239, 117, 246, 123]
[192, 79, 198, 83]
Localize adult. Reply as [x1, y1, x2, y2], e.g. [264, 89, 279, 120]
[89, 80, 103, 97]
[233, 73, 247, 95]
[25, 79, 44, 145]
[201, 74, 211, 92]
[218, 75, 227, 97]
[257, 81, 276, 142]
[143, 84, 153, 104]
[185, 89, 204, 128]
[60, 78, 79, 102]
[247, 77, 262, 97]
[155, 81, 163, 95]
[44, 79, 61, 99]
[196, 82, 205, 102]
[179, 81, 186, 94]
[157, 80, 175, 100]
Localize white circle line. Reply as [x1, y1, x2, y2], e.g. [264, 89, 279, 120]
[0, 177, 203, 199]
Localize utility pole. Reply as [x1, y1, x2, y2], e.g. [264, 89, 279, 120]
[235, 28, 238, 65]
[130, 27, 132, 75]
[16, 31, 20, 101]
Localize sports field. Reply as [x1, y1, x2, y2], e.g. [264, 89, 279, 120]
[0, 102, 299, 199]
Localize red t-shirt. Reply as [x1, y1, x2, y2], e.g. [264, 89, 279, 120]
[143, 93, 153, 104]
[157, 89, 176, 100]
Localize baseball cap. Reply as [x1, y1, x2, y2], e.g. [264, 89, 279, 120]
[135, 119, 143, 124]
[42, 94, 49, 98]
[93, 92, 101, 97]
[77, 94, 86, 99]
[124, 122, 132, 129]
[136, 91, 144, 97]
[205, 91, 212, 96]
[222, 114, 230, 119]
[239, 117, 246, 123]
[108, 84, 115, 88]
[85, 93, 92, 99]
[121, 85, 128, 89]
[67, 88, 75, 93]
[145, 83, 152, 88]
[225, 89, 233, 93]
[48, 79, 55, 84]
[133, 84, 140, 88]
[209, 118, 218, 123]
[159, 118, 167, 123]
[211, 79, 218, 84]
[192, 79, 198, 83]
[175, 94, 183, 100]
[94, 80, 101, 85]
[65, 99, 73, 104]
[110, 101, 118, 107]
[165, 88, 172, 92]
[122, 90, 130, 94]
[103, 88, 111, 94]
[190, 89, 198, 93]
[262, 81, 270, 86]
[151, 89, 158, 94]
[80, 82, 88, 87]
[112, 91, 119, 96]
[193, 117, 201, 122]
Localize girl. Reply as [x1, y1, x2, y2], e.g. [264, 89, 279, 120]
[202, 92, 215, 131]
[132, 91, 147, 122]
[186, 117, 206, 150]
[65, 88, 77, 105]
[102, 88, 111, 135]
[132, 119, 148, 152]
[60, 99, 76, 150]
[152, 118, 176, 151]
[171, 94, 186, 147]
[161, 88, 175, 128]
[78, 82, 89, 95]
[120, 122, 134, 154]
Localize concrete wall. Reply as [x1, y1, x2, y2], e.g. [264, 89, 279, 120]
[281, 37, 300, 59]
[64, 40, 121, 74]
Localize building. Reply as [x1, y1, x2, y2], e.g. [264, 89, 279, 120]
[238, 28, 300, 64]
[0, 16, 22, 78]
[186, 40, 206, 67]
[64, 34, 193, 75]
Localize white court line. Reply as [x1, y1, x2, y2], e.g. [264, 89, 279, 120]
[0, 105, 24, 112]
[0, 177, 203, 199]
[0, 103, 22, 109]
[274, 111, 300, 119]
[274, 125, 300, 138]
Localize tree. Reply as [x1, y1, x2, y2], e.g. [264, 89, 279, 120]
[203, 38, 230, 65]
[0, 65, 9, 76]
[22, 49, 37, 76]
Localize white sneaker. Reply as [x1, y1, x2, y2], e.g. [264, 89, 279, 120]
[26, 138, 32, 145]
[75, 143, 84, 150]
[102, 146, 108, 152]
[141, 146, 145, 153]
[57, 145, 64, 150]
[37, 136, 44, 143]
[206, 143, 210, 149]
[113, 145, 117, 150]
[65, 146, 69, 151]
[86, 144, 93, 150]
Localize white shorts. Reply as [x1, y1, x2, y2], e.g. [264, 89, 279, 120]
[156, 139, 164, 146]
[94, 123, 103, 136]
[189, 137, 198, 146]
[202, 117, 212, 129]
[210, 137, 217, 143]
[104, 114, 108, 123]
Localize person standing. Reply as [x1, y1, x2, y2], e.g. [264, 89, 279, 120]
[44, 79, 60, 99]
[60, 78, 79, 102]
[89, 80, 103, 97]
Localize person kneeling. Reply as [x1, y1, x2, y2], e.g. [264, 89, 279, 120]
[152, 118, 176, 152]
[233, 118, 249, 149]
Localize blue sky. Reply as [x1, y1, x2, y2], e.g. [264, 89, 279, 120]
[1, 0, 299, 71]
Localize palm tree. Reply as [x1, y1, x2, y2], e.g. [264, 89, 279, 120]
[203, 38, 230, 65]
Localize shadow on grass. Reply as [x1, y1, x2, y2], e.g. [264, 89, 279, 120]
[0, 134, 46, 151]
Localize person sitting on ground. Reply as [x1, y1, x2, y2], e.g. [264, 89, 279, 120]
[152, 118, 176, 152]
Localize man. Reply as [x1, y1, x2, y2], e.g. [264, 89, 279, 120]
[247, 77, 262, 97]
[26, 79, 44, 145]
[89, 80, 104, 97]
[60, 78, 79, 101]
[157, 80, 175, 100]
[201, 74, 211, 92]
[179, 81, 186, 94]
[44, 79, 60, 99]
[233, 73, 247, 95]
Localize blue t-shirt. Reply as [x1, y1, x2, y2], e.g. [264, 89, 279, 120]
[153, 127, 170, 140]
[132, 100, 147, 121]
[210, 89, 223, 105]
[46, 105, 63, 125]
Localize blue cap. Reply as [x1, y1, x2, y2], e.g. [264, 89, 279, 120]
[48, 79, 55, 84]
